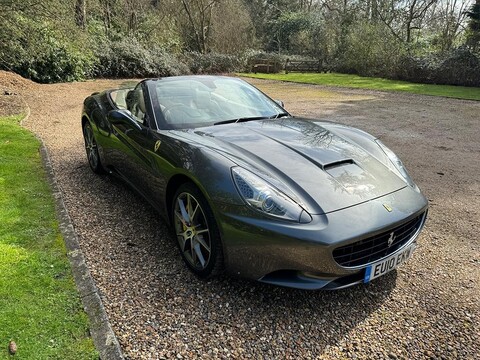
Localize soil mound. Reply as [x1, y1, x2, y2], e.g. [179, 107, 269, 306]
[0, 70, 37, 92]
[0, 71, 33, 116]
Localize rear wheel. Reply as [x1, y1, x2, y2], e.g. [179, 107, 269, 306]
[172, 183, 223, 278]
[83, 122, 104, 174]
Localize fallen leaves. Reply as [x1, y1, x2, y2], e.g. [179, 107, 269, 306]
[8, 340, 17, 355]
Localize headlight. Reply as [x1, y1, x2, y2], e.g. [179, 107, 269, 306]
[232, 167, 311, 223]
[375, 140, 416, 188]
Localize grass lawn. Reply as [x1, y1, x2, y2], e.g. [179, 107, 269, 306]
[239, 72, 480, 101]
[0, 115, 97, 359]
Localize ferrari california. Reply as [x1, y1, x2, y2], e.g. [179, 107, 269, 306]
[81, 76, 428, 290]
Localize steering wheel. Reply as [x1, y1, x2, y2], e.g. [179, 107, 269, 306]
[163, 104, 190, 125]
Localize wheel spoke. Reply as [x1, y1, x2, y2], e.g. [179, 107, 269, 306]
[178, 198, 190, 224]
[194, 243, 206, 267]
[85, 128, 92, 144]
[191, 203, 199, 221]
[187, 194, 193, 218]
[89, 148, 97, 166]
[195, 234, 210, 253]
[175, 211, 186, 226]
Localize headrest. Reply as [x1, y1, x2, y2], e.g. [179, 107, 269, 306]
[125, 90, 135, 111]
[137, 90, 146, 113]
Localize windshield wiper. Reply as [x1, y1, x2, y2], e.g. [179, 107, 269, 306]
[274, 112, 290, 119]
[213, 113, 290, 126]
[214, 116, 268, 126]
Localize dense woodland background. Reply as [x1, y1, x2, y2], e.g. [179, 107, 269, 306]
[0, 0, 479, 86]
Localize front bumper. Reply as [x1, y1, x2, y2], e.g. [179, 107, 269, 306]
[215, 186, 428, 290]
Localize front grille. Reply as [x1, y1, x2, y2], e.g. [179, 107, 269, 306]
[333, 213, 425, 267]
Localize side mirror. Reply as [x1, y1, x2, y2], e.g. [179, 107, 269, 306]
[108, 109, 142, 131]
[275, 100, 285, 108]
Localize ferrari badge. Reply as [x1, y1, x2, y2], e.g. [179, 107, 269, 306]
[154, 140, 162, 152]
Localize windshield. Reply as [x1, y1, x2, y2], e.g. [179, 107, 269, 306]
[151, 76, 287, 129]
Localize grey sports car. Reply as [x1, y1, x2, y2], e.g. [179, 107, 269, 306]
[81, 75, 428, 290]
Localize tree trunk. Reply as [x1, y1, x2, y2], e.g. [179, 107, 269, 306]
[75, 0, 86, 29]
[101, 0, 113, 36]
[406, 0, 418, 43]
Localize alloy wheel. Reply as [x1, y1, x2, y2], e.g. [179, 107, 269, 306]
[83, 124, 99, 170]
[173, 192, 212, 270]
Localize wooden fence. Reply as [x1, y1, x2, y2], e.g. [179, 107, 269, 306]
[248, 58, 327, 74]
[285, 59, 324, 73]
[248, 59, 281, 74]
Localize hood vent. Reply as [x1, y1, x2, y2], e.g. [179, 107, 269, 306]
[323, 159, 355, 170]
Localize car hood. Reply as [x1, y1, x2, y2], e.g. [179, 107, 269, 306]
[173, 118, 408, 214]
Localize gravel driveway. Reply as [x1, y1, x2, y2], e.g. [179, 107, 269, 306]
[7, 73, 479, 359]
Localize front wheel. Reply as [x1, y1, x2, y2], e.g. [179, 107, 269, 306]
[172, 183, 223, 278]
[83, 122, 104, 174]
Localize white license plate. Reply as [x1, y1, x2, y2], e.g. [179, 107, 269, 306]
[364, 243, 416, 283]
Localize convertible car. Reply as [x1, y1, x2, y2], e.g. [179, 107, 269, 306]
[81, 75, 428, 290]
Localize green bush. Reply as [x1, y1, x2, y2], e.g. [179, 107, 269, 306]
[20, 39, 95, 83]
[397, 48, 480, 87]
[93, 38, 189, 78]
[0, 16, 95, 83]
[338, 22, 404, 78]
[436, 47, 480, 86]
[150, 47, 190, 76]
[396, 54, 441, 84]
[186, 52, 242, 74]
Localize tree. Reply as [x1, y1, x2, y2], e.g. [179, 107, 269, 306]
[466, 0, 480, 49]
[373, 0, 439, 43]
[404, 1, 438, 43]
[181, 0, 220, 53]
[429, 0, 469, 52]
[267, 12, 310, 53]
[210, 0, 255, 54]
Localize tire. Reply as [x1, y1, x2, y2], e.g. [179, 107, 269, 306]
[172, 183, 224, 278]
[83, 122, 105, 174]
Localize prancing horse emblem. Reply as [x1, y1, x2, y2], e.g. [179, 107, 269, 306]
[154, 140, 162, 152]
[383, 203, 393, 212]
[387, 232, 396, 247]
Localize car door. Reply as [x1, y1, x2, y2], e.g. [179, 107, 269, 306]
[109, 84, 160, 201]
